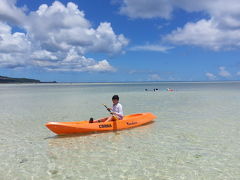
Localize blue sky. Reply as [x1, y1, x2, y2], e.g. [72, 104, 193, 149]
[1, 0, 240, 82]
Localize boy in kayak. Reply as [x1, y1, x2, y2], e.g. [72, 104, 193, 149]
[89, 95, 124, 123]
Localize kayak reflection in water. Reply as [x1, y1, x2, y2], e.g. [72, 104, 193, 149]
[89, 95, 124, 123]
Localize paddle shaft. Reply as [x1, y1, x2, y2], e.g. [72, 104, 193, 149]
[103, 104, 118, 120]
[103, 104, 112, 113]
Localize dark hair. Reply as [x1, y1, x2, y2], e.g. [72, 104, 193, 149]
[112, 95, 119, 100]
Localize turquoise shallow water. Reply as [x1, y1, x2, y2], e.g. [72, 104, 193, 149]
[0, 82, 240, 179]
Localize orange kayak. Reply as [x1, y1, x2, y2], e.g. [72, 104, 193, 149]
[45, 112, 157, 135]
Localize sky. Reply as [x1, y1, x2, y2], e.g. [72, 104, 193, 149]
[0, 0, 240, 82]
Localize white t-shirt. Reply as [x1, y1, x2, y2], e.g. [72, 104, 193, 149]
[112, 103, 123, 119]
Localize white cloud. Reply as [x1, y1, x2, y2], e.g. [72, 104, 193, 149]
[25, 2, 128, 55]
[86, 60, 116, 72]
[165, 18, 240, 50]
[31, 50, 58, 61]
[118, 0, 240, 50]
[237, 72, 240, 76]
[41, 58, 116, 72]
[149, 74, 161, 81]
[165, 19, 240, 50]
[87, 22, 129, 54]
[0, 53, 28, 68]
[32, 48, 116, 72]
[0, 22, 31, 53]
[218, 66, 231, 77]
[0, 0, 26, 25]
[129, 44, 173, 52]
[119, 0, 172, 19]
[205, 72, 217, 80]
[119, 0, 240, 23]
[0, 22, 31, 68]
[0, 1, 128, 72]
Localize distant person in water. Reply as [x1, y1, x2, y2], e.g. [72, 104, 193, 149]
[89, 95, 124, 123]
[145, 88, 158, 91]
[167, 88, 174, 92]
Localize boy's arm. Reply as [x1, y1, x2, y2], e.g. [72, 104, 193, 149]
[112, 105, 123, 117]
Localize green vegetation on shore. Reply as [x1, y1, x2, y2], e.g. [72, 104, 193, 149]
[0, 76, 56, 83]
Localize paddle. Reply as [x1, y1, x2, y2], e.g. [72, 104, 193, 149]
[102, 104, 118, 121]
[103, 104, 112, 113]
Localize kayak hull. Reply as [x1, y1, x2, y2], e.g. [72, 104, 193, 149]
[45, 112, 157, 135]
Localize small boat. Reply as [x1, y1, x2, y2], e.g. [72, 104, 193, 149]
[45, 112, 157, 135]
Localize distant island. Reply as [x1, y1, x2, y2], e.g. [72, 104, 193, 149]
[0, 76, 57, 83]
